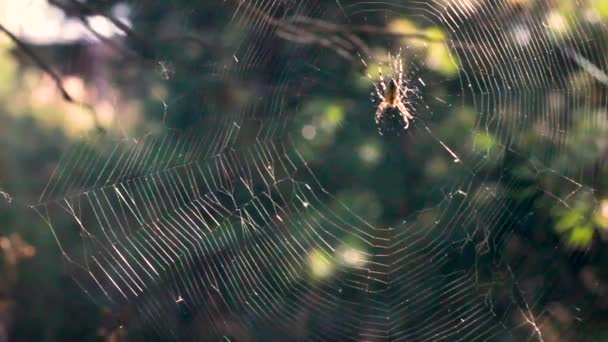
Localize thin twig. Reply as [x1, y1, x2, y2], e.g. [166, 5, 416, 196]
[77, 15, 140, 59]
[0, 24, 74, 102]
[0, 24, 104, 133]
[49, 0, 153, 58]
[235, 0, 452, 60]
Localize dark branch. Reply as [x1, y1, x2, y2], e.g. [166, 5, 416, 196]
[0, 24, 74, 102]
[0, 24, 105, 133]
[49, 0, 154, 59]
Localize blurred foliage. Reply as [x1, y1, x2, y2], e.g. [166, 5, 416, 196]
[0, 0, 607, 340]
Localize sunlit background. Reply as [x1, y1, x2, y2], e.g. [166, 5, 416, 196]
[1, 0, 608, 340]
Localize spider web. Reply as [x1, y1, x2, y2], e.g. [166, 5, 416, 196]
[30, 0, 608, 340]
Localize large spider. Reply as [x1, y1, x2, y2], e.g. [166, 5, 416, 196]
[372, 53, 414, 129]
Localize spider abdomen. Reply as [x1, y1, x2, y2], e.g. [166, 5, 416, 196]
[385, 79, 399, 105]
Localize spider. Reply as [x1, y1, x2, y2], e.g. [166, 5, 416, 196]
[372, 53, 414, 129]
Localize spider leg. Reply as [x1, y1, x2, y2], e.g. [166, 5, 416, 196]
[378, 64, 387, 93]
[395, 53, 401, 81]
[373, 82, 385, 102]
[396, 102, 413, 129]
[375, 103, 387, 124]
[397, 53, 406, 96]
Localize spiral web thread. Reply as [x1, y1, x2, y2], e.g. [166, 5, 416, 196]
[31, 0, 607, 340]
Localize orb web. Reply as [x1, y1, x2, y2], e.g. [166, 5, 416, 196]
[29, 0, 608, 340]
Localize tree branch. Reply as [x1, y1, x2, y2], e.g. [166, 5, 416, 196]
[0, 24, 104, 133]
[0, 24, 74, 102]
